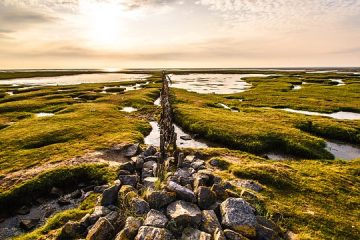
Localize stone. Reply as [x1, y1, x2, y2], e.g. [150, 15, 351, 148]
[122, 143, 140, 157]
[143, 145, 157, 157]
[211, 183, 229, 201]
[118, 175, 139, 187]
[201, 210, 222, 234]
[57, 221, 85, 239]
[185, 155, 196, 162]
[142, 168, 153, 179]
[86, 217, 115, 240]
[256, 216, 282, 234]
[166, 181, 196, 203]
[135, 156, 144, 170]
[143, 177, 159, 189]
[181, 227, 212, 240]
[135, 226, 174, 240]
[19, 218, 39, 230]
[144, 209, 168, 228]
[191, 160, 205, 170]
[70, 189, 82, 199]
[224, 229, 250, 240]
[145, 190, 176, 209]
[57, 197, 71, 206]
[118, 170, 131, 175]
[115, 217, 142, 240]
[213, 228, 226, 240]
[131, 198, 150, 215]
[197, 187, 217, 209]
[119, 161, 135, 173]
[193, 172, 210, 190]
[231, 180, 263, 192]
[94, 185, 109, 193]
[118, 185, 138, 201]
[100, 181, 121, 206]
[285, 231, 298, 240]
[88, 206, 111, 224]
[166, 200, 202, 227]
[16, 206, 30, 215]
[143, 160, 157, 169]
[220, 198, 257, 238]
[256, 224, 281, 240]
[144, 156, 158, 162]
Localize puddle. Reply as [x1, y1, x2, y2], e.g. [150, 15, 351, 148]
[292, 85, 302, 90]
[170, 74, 270, 94]
[0, 73, 150, 86]
[218, 103, 239, 112]
[121, 107, 137, 113]
[35, 113, 55, 117]
[144, 121, 208, 148]
[279, 108, 360, 120]
[329, 79, 345, 86]
[154, 97, 161, 106]
[102, 82, 149, 94]
[326, 141, 360, 160]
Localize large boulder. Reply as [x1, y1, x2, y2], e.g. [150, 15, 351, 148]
[201, 210, 222, 234]
[197, 187, 217, 209]
[115, 217, 142, 240]
[166, 200, 202, 227]
[220, 198, 257, 238]
[100, 180, 121, 206]
[86, 217, 115, 240]
[144, 209, 168, 228]
[135, 226, 174, 240]
[181, 227, 212, 240]
[118, 175, 139, 188]
[166, 181, 196, 203]
[144, 190, 176, 209]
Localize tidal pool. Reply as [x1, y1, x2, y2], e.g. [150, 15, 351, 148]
[170, 74, 270, 94]
[0, 73, 150, 86]
[144, 121, 208, 148]
[121, 107, 137, 113]
[280, 108, 360, 120]
[326, 141, 360, 160]
[329, 79, 345, 86]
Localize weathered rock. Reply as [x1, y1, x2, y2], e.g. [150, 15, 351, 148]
[118, 170, 131, 175]
[94, 185, 109, 193]
[185, 155, 196, 162]
[256, 216, 282, 234]
[220, 198, 257, 238]
[115, 217, 142, 240]
[231, 180, 263, 192]
[214, 228, 226, 240]
[211, 183, 229, 201]
[122, 143, 140, 157]
[57, 221, 85, 239]
[70, 189, 82, 199]
[135, 226, 174, 240]
[143, 160, 157, 170]
[86, 217, 115, 240]
[201, 210, 222, 234]
[19, 218, 39, 231]
[131, 198, 150, 215]
[144, 209, 168, 228]
[145, 190, 176, 209]
[174, 168, 194, 186]
[197, 187, 217, 209]
[118, 175, 139, 188]
[135, 156, 144, 170]
[167, 181, 196, 203]
[143, 145, 157, 157]
[181, 227, 212, 240]
[144, 155, 158, 162]
[89, 206, 111, 224]
[191, 160, 205, 170]
[16, 206, 30, 215]
[100, 181, 121, 206]
[119, 161, 135, 173]
[256, 224, 281, 240]
[141, 168, 153, 179]
[166, 200, 202, 227]
[193, 172, 210, 190]
[57, 197, 71, 206]
[143, 177, 159, 189]
[224, 229, 250, 240]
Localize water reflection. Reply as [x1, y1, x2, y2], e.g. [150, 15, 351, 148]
[280, 108, 360, 120]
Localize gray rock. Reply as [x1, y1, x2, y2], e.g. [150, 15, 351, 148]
[181, 227, 212, 240]
[193, 172, 210, 190]
[144, 155, 158, 162]
[100, 181, 121, 206]
[135, 156, 144, 170]
[201, 210, 222, 234]
[191, 160, 205, 170]
[70, 189, 82, 199]
[143, 145, 157, 157]
[57, 221, 85, 239]
[19, 218, 39, 230]
[86, 217, 115, 240]
[131, 198, 150, 215]
[220, 198, 257, 238]
[143, 177, 159, 189]
[16, 206, 30, 215]
[224, 229, 249, 240]
[122, 143, 140, 157]
[115, 217, 142, 240]
[185, 155, 196, 162]
[231, 180, 263, 192]
[57, 197, 71, 206]
[166, 200, 202, 227]
[144, 209, 168, 228]
[118, 170, 131, 175]
[141, 168, 153, 179]
[167, 181, 196, 203]
[211, 183, 229, 201]
[135, 226, 174, 240]
[118, 175, 139, 187]
[94, 185, 109, 193]
[197, 187, 217, 210]
[213, 228, 226, 240]
[143, 160, 157, 170]
[119, 161, 135, 173]
[89, 206, 111, 224]
[145, 190, 176, 209]
[174, 168, 194, 185]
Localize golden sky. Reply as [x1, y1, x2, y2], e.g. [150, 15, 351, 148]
[0, 0, 359, 69]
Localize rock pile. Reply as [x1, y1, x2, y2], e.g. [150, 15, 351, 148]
[57, 144, 283, 240]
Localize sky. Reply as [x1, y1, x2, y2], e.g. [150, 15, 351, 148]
[0, 0, 359, 69]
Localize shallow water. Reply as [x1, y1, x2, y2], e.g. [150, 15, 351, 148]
[326, 141, 360, 160]
[329, 79, 345, 86]
[154, 97, 161, 106]
[121, 107, 137, 113]
[218, 103, 239, 112]
[144, 121, 208, 148]
[280, 108, 360, 120]
[292, 85, 302, 90]
[170, 74, 270, 94]
[36, 113, 55, 117]
[0, 73, 150, 86]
